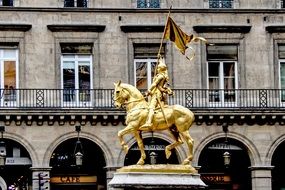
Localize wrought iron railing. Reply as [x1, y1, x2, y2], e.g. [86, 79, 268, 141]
[137, 0, 160, 8]
[0, 89, 285, 110]
[209, 0, 233, 8]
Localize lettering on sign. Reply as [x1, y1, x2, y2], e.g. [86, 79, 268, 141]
[50, 176, 97, 184]
[131, 145, 165, 151]
[201, 174, 231, 184]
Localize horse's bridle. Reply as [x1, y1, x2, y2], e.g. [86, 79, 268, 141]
[114, 87, 145, 106]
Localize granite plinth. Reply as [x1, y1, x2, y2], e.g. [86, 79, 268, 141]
[108, 165, 207, 189]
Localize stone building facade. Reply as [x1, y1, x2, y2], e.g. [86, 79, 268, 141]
[0, 0, 285, 190]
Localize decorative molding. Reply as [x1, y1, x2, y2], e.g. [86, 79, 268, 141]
[47, 24, 106, 32]
[120, 25, 164, 33]
[0, 24, 32, 31]
[193, 25, 252, 33]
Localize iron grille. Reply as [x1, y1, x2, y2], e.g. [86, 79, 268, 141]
[209, 0, 233, 8]
[137, 0, 160, 8]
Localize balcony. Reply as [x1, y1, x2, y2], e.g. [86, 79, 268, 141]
[0, 88, 283, 110]
[0, 88, 284, 126]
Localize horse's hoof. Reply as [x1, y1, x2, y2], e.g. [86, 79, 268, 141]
[123, 145, 129, 153]
[136, 159, 145, 165]
[165, 148, 172, 159]
[182, 159, 190, 165]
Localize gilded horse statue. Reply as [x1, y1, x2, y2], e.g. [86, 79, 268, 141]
[114, 81, 195, 165]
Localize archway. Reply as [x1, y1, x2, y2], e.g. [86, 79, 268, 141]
[124, 137, 179, 165]
[0, 139, 32, 190]
[198, 137, 251, 190]
[49, 138, 107, 190]
[272, 140, 285, 189]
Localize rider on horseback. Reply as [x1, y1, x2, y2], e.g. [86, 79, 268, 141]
[139, 55, 173, 130]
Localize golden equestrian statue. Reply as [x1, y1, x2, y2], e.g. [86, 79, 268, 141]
[113, 58, 195, 166]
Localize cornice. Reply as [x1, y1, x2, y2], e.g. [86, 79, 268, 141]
[0, 24, 32, 31]
[47, 24, 106, 32]
[120, 25, 164, 33]
[193, 25, 252, 33]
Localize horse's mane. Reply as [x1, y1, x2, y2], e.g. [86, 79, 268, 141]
[121, 83, 144, 99]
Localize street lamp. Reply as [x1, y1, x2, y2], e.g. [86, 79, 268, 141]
[0, 126, 6, 167]
[74, 125, 83, 166]
[222, 123, 231, 167]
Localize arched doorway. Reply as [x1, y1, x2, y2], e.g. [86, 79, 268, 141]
[272, 140, 285, 189]
[124, 137, 179, 165]
[49, 138, 107, 190]
[198, 138, 251, 190]
[0, 139, 32, 190]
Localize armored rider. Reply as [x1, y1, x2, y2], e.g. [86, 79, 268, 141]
[139, 56, 173, 130]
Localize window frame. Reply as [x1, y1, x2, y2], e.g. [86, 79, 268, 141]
[209, 0, 233, 9]
[61, 54, 93, 107]
[0, 48, 18, 107]
[137, 0, 160, 8]
[206, 60, 238, 107]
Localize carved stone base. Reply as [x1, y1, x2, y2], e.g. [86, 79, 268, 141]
[108, 164, 207, 189]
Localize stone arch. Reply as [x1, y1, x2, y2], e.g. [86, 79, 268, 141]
[0, 176, 7, 190]
[116, 131, 188, 166]
[43, 131, 114, 167]
[3, 132, 39, 166]
[193, 131, 261, 166]
[265, 134, 285, 165]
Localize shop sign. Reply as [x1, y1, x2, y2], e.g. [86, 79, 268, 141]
[201, 174, 231, 184]
[5, 157, 32, 165]
[131, 145, 165, 151]
[50, 176, 97, 184]
[207, 143, 242, 150]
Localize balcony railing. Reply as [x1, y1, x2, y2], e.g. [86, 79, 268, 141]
[0, 89, 285, 110]
[209, 0, 233, 8]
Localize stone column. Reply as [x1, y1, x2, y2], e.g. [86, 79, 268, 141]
[30, 167, 51, 190]
[105, 165, 123, 190]
[250, 165, 274, 190]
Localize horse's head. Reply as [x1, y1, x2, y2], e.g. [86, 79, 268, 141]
[114, 80, 129, 109]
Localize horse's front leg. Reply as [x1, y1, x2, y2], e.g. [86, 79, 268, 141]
[118, 125, 134, 153]
[134, 131, 146, 165]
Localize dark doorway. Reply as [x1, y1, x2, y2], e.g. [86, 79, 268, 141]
[272, 140, 285, 190]
[198, 138, 251, 190]
[50, 138, 106, 190]
[0, 139, 32, 190]
[124, 137, 179, 165]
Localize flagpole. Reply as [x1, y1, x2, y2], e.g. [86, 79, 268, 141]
[157, 5, 172, 59]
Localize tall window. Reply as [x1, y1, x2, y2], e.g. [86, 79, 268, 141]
[137, 0, 160, 8]
[0, 43, 18, 106]
[134, 44, 164, 90]
[61, 43, 92, 106]
[278, 45, 285, 102]
[209, 0, 233, 8]
[64, 0, 87, 7]
[207, 45, 238, 105]
[0, 0, 13, 6]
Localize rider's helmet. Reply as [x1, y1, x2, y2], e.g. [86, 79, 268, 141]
[157, 57, 167, 72]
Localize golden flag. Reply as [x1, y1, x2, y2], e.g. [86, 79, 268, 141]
[163, 16, 206, 60]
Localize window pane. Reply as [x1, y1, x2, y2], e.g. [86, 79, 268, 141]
[280, 63, 285, 101]
[208, 62, 219, 77]
[77, 0, 87, 7]
[137, 0, 160, 8]
[78, 65, 90, 101]
[3, 49, 16, 58]
[63, 62, 75, 89]
[135, 62, 147, 89]
[2, 0, 13, 6]
[4, 61, 16, 101]
[64, 0, 74, 7]
[134, 43, 164, 59]
[223, 62, 235, 77]
[61, 43, 92, 54]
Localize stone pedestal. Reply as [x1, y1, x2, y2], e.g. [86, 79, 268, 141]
[108, 164, 207, 189]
